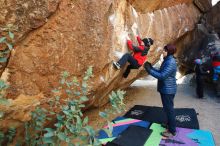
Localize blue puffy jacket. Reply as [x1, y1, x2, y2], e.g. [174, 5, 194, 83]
[149, 55, 177, 94]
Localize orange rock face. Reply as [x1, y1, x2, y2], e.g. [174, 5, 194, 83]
[6, 0, 113, 101]
[97, 2, 201, 106]
[0, 0, 60, 41]
[127, 0, 193, 13]
[1, 0, 201, 110]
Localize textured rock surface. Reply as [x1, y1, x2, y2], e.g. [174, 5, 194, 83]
[6, 0, 114, 101]
[0, 0, 60, 41]
[205, 2, 220, 35]
[0, 93, 43, 129]
[193, 0, 212, 12]
[176, 2, 220, 71]
[3, 0, 201, 109]
[127, 0, 193, 13]
[175, 27, 207, 71]
[0, 0, 60, 75]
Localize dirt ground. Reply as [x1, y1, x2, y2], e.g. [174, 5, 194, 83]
[85, 76, 220, 146]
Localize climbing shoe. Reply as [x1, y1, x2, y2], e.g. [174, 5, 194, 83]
[161, 131, 176, 138]
[113, 62, 121, 70]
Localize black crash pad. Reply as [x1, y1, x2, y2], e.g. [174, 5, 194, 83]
[124, 105, 199, 129]
[106, 125, 152, 146]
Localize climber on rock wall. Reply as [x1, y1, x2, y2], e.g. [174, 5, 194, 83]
[113, 35, 153, 78]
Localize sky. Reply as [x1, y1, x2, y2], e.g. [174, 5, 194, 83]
[212, 0, 220, 6]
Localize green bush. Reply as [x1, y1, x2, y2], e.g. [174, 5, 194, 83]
[0, 80, 16, 145]
[0, 24, 16, 63]
[22, 66, 126, 146]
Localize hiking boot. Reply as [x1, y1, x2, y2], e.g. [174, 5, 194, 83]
[161, 131, 176, 138]
[113, 62, 121, 70]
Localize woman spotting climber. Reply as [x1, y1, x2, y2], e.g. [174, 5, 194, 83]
[113, 35, 154, 78]
[144, 44, 177, 138]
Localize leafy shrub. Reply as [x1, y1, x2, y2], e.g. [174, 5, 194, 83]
[0, 80, 16, 145]
[0, 24, 16, 63]
[0, 24, 16, 145]
[22, 67, 126, 146]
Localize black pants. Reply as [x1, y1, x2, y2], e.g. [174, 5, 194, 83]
[118, 53, 140, 78]
[160, 93, 176, 134]
[196, 77, 204, 98]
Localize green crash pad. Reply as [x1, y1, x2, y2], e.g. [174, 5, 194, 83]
[144, 123, 166, 146]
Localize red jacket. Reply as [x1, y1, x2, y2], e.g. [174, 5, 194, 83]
[127, 36, 148, 65]
[212, 61, 220, 67]
[212, 55, 220, 67]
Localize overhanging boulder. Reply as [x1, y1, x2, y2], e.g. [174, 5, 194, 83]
[2, 0, 201, 108]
